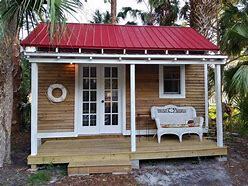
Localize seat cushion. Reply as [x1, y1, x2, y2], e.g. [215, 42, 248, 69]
[161, 123, 200, 128]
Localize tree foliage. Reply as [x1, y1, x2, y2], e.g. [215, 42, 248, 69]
[220, 1, 248, 56]
[118, 0, 180, 26]
[90, 10, 112, 24]
[0, 0, 83, 38]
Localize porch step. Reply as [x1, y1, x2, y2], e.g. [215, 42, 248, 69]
[68, 159, 132, 175]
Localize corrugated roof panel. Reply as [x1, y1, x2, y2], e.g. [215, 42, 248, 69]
[21, 23, 219, 51]
[93, 24, 102, 47]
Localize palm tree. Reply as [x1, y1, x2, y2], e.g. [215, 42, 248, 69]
[91, 10, 112, 24]
[119, 0, 180, 26]
[186, 0, 221, 41]
[221, 1, 248, 123]
[220, 1, 248, 57]
[111, 0, 117, 24]
[0, 0, 82, 167]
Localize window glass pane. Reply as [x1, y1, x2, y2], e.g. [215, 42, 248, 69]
[164, 80, 180, 94]
[90, 79, 97, 89]
[105, 79, 111, 89]
[90, 103, 96, 113]
[105, 102, 111, 113]
[90, 115, 96, 126]
[90, 67, 96, 77]
[112, 67, 118, 77]
[163, 66, 181, 94]
[83, 91, 89, 101]
[163, 66, 180, 79]
[105, 67, 111, 77]
[83, 79, 89, 89]
[112, 114, 118, 125]
[105, 114, 111, 125]
[112, 90, 118, 101]
[83, 67, 89, 77]
[112, 102, 118, 113]
[83, 103, 89, 113]
[105, 91, 111, 101]
[90, 91, 96, 101]
[83, 115, 89, 126]
[112, 79, 118, 89]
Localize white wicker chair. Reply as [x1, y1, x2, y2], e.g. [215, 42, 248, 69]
[151, 105, 204, 143]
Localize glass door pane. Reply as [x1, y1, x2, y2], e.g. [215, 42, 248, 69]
[104, 67, 119, 126]
[82, 66, 97, 127]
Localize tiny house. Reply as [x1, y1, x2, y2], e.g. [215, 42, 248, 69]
[22, 23, 227, 175]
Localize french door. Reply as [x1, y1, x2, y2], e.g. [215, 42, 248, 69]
[78, 65, 123, 135]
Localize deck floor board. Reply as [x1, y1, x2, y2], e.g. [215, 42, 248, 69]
[28, 135, 227, 165]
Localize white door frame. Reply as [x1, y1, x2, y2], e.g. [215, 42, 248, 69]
[77, 64, 125, 135]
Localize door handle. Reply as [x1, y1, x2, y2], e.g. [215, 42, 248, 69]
[101, 100, 104, 103]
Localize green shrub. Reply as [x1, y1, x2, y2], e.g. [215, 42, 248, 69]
[28, 170, 51, 186]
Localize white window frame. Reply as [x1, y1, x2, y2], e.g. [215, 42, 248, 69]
[159, 64, 186, 99]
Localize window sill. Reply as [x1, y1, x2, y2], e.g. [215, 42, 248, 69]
[159, 94, 186, 99]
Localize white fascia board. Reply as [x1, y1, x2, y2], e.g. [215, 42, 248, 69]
[25, 51, 228, 59]
[28, 57, 226, 65]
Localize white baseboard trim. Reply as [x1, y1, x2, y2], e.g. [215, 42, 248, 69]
[37, 132, 78, 138]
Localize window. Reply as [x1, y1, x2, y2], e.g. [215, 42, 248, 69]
[159, 65, 185, 98]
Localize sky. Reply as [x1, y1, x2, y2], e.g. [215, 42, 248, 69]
[67, 0, 148, 25]
[67, 0, 186, 25]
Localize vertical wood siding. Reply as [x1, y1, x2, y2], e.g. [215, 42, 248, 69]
[126, 64, 205, 130]
[38, 64, 75, 132]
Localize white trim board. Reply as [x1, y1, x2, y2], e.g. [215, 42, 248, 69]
[74, 64, 80, 134]
[31, 63, 39, 155]
[28, 58, 226, 65]
[25, 52, 227, 60]
[37, 132, 77, 138]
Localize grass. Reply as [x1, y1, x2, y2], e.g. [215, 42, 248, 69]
[27, 164, 67, 185]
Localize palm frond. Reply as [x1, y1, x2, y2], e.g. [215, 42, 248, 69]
[231, 62, 248, 96]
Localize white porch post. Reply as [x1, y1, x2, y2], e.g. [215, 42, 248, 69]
[204, 64, 209, 132]
[215, 64, 224, 147]
[31, 63, 39, 155]
[130, 64, 136, 152]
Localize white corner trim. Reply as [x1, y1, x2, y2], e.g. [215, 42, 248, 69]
[159, 64, 186, 99]
[31, 63, 38, 155]
[74, 64, 79, 135]
[122, 65, 127, 134]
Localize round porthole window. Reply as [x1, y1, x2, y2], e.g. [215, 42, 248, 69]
[47, 84, 67, 103]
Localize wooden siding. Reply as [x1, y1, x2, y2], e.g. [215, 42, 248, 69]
[126, 64, 205, 130]
[38, 64, 75, 132]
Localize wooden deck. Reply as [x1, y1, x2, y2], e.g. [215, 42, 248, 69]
[28, 135, 227, 168]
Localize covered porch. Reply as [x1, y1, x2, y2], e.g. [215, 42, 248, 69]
[28, 136, 227, 174]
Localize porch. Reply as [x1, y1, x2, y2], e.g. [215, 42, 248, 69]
[28, 135, 227, 174]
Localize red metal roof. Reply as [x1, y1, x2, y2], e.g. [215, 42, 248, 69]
[21, 23, 219, 51]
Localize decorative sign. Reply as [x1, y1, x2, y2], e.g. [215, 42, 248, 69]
[157, 108, 186, 113]
[47, 84, 67, 103]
